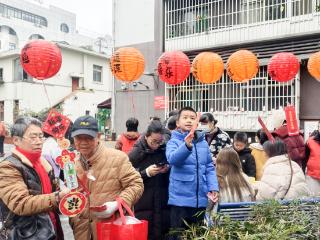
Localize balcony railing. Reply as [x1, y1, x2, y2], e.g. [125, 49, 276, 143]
[165, 0, 320, 50]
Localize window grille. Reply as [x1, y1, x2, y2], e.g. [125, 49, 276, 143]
[165, 65, 298, 131]
[165, 0, 316, 39]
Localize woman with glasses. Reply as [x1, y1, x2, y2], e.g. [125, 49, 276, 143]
[0, 116, 69, 240]
[129, 120, 170, 240]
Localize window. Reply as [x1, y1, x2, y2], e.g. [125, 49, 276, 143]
[9, 43, 16, 50]
[0, 3, 47, 27]
[13, 100, 19, 122]
[14, 58, 32, 81]
[0, 101, 4, 121]
[0, 68, 3, 81]
[93, 65, 102, 83]
[60, 23, 69, 33]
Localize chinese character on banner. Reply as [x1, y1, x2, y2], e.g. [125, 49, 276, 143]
[59, 192, 87, 217]
[55, 149, 75, 169]
[154, 96, 168, 110]
[284, 106, 299, 136]
[42, 110, 71, 138]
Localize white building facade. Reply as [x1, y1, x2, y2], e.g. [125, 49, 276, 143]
[113, 0, 320, 135]
[0, 0, 112, 124]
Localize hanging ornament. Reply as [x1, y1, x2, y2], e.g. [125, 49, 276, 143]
[20, 40, 62, 80]
[307, 51, 320, 81]
[42, 110, 71, 139]
[55, 149, 76, 169]
[110, 47, 145, 82]
[268, 52, 300, 82]
[227, 50, 259, 83]
[57, 138, 71, 150]
[59, 192, 87, 217]
[192, 52, 224, 84]
[157, 51, 190, 85]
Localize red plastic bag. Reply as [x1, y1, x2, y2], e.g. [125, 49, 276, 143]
[96, 198, 148, 240]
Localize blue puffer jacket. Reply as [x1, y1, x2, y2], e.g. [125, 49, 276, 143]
[166, 130, 219, 208]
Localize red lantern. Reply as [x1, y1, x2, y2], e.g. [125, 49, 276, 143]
[20, 40, 62, 80]
[268, 52, 300, 82]
[157, 51, 190, 85]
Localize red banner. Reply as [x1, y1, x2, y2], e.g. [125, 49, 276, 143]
[154, 96, 167, 110]
[284, 106, 299, 136]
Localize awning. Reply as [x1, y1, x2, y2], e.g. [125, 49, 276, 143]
[97, 98, 111, 109]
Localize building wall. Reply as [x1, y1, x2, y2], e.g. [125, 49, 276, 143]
[0, 47, 111, 124]
[113, 0, 165, 135]
[114, 0, 155, 47]
[0, 0, 97, 52]
[62, 91, 112, 122]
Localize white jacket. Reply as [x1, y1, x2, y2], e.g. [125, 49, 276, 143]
[256, 154, 310, 200]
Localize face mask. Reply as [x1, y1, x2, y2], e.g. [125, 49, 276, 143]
[197, 124, 210, 133]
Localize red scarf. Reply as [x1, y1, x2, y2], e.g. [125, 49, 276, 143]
[16, 147, 57, 229]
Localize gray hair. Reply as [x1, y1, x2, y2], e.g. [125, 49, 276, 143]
[11, 116, 42, 137]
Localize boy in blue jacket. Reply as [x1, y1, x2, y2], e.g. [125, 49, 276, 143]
[166, 107, 219, 238]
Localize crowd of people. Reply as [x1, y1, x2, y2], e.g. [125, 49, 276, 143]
[0, 106, 318, 240]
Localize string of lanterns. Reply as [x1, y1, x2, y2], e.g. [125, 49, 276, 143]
[18, 40, 320, 86]
[110, 47, 320, 86]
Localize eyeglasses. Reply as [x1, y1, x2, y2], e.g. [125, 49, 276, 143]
[22, 134, 45, 142]
[149, 139, 164, 146]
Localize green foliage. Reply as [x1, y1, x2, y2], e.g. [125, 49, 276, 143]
[180, 200, 320, 240]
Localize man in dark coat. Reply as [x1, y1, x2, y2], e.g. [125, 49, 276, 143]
[129, 120, 170, 240]
[233, 132, 256, 178]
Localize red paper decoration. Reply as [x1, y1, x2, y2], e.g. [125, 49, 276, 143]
[268, 52, 300, 82]
[192, 52, 224, 84]
[20, 40, 62, 80]
[227, 50, 259, 83]
[307, 51, 320, 81]
[55, 149, 76, 169]
[59, 192, 87, 217]
[42, 109, 71, 139]
[157, 51, 190, 85]
[110, 47, 145, 82]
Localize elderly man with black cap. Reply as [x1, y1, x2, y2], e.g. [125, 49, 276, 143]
[69, 115, 144, 240]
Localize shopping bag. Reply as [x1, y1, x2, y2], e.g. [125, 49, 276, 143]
[96, 197, 148, 240]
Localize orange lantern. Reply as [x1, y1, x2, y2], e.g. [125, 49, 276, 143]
[227, 50, 259, 83]
[110, 47, 145, 82]
[308, 51, 320, 81]
[191, 52, 224, 84]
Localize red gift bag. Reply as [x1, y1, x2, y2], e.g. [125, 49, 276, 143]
[96, 198, 148, 240]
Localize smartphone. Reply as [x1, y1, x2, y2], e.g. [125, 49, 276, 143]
[156, 162, 167, 167]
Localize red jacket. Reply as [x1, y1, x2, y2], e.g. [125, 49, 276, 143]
[306, 138, 320, 180]
[115, 132, 140, 154]
[272, 125, 306, 169]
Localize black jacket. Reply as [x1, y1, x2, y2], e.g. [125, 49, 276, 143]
[236, 147, 256, 178]
[128, 137, 170, 240]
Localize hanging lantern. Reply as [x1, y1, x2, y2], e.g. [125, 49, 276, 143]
[157, 51, 190, 85]
[268, 52, 300, 82]
[226, 50, 259, 83]
[110, 47, 145, 82]
[191, 52, 224, 84]
[308, 51, 320, 81]
[20, 40, 62, 80]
